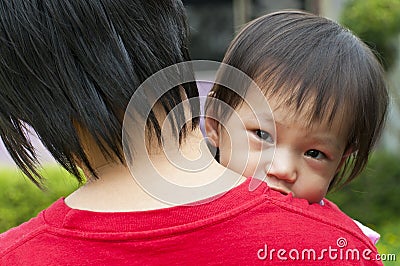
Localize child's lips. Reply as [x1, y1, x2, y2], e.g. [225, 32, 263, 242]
[264, 178, 292, 195]
[269, 186, 291, 195]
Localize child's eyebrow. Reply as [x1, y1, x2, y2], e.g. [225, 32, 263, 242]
[239, 112, 275, 126]
[306, 135, 344, 153]
[254, 112, 275, 122]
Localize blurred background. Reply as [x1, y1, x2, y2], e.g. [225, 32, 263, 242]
[0, 0, 399, 263]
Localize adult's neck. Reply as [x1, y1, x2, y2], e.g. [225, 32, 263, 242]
[65, 129, 245, 212]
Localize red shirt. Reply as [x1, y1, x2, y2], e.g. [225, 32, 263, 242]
[0, 178, 382, 265]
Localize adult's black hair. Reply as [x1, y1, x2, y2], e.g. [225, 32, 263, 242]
[0, 0, 199, 186]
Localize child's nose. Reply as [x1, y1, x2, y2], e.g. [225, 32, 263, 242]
[266, 147, 297, 183]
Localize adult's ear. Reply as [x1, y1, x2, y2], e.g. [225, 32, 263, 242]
[205, 117, 221, 148]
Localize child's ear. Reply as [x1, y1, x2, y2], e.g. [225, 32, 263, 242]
[205, 117, 221, 148]
[335, 147, 353, 173]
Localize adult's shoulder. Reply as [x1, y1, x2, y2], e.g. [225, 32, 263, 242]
[262, 193, 376, 244]
[241, 192, 381, 263]
[0, 212, 45, 256]
[0, 198, 64, 258]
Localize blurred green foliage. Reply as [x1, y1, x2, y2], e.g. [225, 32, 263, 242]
[375, 221, 399, 265]
[0, 166, 79, 232]
[340, 0, 400, 70]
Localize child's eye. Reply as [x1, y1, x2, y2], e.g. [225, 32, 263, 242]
[305, 149, 326, 160]
[255, 130, 273, 143]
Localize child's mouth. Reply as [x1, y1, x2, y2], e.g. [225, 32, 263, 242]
[269, 186, 290, 195]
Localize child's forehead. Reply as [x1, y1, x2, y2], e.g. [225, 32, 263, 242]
[243, 83, 352, 135]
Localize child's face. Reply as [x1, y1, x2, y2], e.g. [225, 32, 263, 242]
[206, 91, 350, 204]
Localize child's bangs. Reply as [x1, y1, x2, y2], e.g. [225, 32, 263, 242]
[255, 60, 358, 136]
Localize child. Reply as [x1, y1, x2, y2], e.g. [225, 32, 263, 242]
[205, 10, 387, 245]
